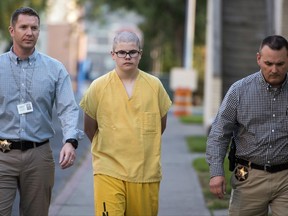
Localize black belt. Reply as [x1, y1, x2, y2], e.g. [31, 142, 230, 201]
[236, 158, 288, 173]
[4, 140, 48, 151]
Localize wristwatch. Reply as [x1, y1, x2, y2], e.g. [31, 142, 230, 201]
[66, 138, 78, 149]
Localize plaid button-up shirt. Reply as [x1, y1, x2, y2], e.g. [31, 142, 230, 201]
[206, 71, 288, 177]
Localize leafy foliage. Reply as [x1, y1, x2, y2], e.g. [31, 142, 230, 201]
[0, 0, 207, 74]
[76, 0, 207, 73]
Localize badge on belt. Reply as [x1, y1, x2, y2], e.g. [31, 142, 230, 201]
[0, 140, 11, 152]
[235, 165, 249, 181]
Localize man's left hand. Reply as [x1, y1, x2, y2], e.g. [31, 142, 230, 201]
[59, 142, 76, 169]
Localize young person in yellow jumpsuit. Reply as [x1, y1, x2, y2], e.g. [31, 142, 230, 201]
[80, 31, 171, 216]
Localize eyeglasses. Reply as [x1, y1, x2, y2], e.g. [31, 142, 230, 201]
[114, 50, 141, 58]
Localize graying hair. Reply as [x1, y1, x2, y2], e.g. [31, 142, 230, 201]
[112, 31, 141, 51]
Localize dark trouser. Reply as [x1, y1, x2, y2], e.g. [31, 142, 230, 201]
[0, 143, 55, 216]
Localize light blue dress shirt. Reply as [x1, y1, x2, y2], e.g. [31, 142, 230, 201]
[0, 48, 83, 143]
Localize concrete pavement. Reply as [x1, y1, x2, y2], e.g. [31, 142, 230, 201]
[49, 111, 213, 216]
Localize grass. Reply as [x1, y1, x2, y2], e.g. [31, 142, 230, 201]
[193, 157, 232, 210]
[179, 114, 203, 124]
[181, 115, 232, 211]
[186, 136, 207, 152]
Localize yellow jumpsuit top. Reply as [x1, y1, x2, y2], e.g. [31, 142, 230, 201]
[80, 70, 172, 183]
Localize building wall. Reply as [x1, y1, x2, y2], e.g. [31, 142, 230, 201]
[281, 0, 288, 37]
[45, 0, 85, 92]
[47, 24, 80, 91]
[221, 0, 270, 97]
[204, 0, 288, 129]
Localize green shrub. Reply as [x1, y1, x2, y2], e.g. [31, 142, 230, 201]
[186, 135, 207, 153]
[179, 115, 203, 124]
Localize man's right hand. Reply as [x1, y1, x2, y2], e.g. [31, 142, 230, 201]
[209, 176, 226, 199]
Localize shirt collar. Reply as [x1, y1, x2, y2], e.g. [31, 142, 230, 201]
[258, 70, 288, 90]
[8, 47, 38, 65]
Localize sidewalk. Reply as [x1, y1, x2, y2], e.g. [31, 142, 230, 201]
[49, 112, 212, 216]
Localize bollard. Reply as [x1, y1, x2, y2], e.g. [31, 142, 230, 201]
[173, 88, 192, 116]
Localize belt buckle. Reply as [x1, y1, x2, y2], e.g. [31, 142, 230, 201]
[264, 164, 271, 172]
[0, 140, 12, 153]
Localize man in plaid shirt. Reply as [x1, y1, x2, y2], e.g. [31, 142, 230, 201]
[206, 35, 288, 216]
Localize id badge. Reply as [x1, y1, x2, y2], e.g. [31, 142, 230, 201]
[17, 102, 33, 114]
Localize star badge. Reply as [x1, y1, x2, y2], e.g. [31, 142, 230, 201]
[0, 140, 11, 152]
[235, 165, 249, 181]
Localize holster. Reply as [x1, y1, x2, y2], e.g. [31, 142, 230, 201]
[228, 138, 236, 171]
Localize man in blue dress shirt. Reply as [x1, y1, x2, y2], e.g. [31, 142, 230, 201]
[0, 7, 83, 216]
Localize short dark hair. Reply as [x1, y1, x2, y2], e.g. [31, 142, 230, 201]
[259, 35, 288, 52]
[10, 7, 40, 26]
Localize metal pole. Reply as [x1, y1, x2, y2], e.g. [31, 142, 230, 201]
[184, 0, 196, 70]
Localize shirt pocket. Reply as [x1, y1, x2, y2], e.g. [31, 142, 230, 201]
[141, 112, 158, 134]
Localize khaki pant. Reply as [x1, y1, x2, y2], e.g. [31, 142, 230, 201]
[94, 174, 160, 216]
[229, 165, 288, 216]
[0, 143, 55, 216]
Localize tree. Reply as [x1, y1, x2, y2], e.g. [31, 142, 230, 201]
[77, 0, 192, 73]
[77, 0, 207, 73]
[0, 0, 48, 44]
